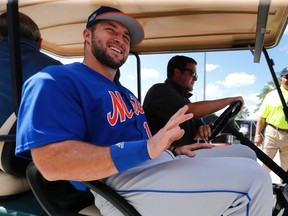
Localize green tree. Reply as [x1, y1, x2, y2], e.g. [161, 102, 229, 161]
[254, 81, 276, 112]
[237, 106, 250, 119]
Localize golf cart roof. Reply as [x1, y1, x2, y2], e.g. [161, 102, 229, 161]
[1, 0, 287, 62]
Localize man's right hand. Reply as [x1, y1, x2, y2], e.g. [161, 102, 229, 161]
[231, 96, 244, 110]
[254, 135, 263, 146]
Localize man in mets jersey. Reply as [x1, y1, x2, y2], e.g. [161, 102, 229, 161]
[16, 5, 273, 215]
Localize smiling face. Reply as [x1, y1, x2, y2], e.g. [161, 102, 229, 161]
[87, 20, 131, 69]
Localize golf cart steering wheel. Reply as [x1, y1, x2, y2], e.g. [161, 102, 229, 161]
[209, 100, 242, 141]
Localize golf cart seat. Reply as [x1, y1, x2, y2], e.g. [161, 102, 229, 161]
[26, 161, 141, 216]
[0, 114, 98, 215]
[0, 113, 30, 197]
[26, 162, 98, 216]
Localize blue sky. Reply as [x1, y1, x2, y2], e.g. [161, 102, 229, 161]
[55, 26, 287, 120]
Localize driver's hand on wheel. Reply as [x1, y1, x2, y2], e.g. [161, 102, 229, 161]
[171, 143, 214, 157]
[231, 96, 244, 109]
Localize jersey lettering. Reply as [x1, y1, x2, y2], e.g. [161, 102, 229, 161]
[130, 95, 145, 115]
[107, 91, 133, 126]
[107, 91, 151, 138]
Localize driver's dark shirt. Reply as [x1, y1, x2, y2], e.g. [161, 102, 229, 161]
[143, 78, 204, 146]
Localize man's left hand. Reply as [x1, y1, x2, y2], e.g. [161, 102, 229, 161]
[174, 143, 214, 157]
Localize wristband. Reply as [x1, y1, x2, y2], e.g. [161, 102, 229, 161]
[255, 134, 261, 137]
[110, 140, 151, 172]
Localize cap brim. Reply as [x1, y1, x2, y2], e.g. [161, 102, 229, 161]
[280, 72, 288, 77]
[97, 12, 144, 46]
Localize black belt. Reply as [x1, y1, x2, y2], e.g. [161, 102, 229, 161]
[267, 123, 288, 133]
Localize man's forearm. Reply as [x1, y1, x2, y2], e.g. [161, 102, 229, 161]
[31, 140, 117, 182]
[187, 97, 240, 118]
[255, 117, 266, 136]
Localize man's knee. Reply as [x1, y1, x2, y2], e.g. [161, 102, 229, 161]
[235, 145, 257, 160]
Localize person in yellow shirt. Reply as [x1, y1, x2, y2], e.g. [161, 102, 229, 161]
[254, 67, 288, 172]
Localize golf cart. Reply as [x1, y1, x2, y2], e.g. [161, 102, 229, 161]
[0, 0, 288, 215]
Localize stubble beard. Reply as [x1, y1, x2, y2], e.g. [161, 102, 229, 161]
[91, 36, 126, 69]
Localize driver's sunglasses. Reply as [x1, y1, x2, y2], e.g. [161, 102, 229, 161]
[184, 68, 198, 79]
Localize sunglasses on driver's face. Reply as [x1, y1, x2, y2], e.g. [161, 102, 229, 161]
[183, 68, 198, 79]
[281, 75, 288, 79]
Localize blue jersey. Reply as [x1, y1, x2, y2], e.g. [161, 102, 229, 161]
[16, 62, 151, 159]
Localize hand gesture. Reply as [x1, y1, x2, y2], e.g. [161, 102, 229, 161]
[147, 105, 193, 159]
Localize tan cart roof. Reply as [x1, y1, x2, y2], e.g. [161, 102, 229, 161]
[1, 0, 287, 62]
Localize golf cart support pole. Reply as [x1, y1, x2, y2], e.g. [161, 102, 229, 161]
[0, 0, 21, 143]
[7, 0, 23, 116]
[263, 47, 288, 122]
[130, 52, 141, 103]
[229, 126, 288, 183]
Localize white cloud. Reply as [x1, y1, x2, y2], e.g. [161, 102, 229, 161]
[206, 64, 220, 72]
[285, 26, 288, 35]
[242, 92, 259, 103]
[282, 46, 288, 53]
[246, 104, 259, 120]
[142, 86, 151, 100]
[126, 74, 135, 80]
[219, 72, 256, 88]
[125, 58, 131, 64]
[205, 83, 223, 98]
[141, 68, 160, 79]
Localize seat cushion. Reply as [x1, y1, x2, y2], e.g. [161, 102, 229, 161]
[0, 113, 16, 171]
[79, 204, 101, 216]
[0, 170, 30, 197]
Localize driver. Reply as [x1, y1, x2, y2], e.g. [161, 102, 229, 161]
[143, 55, 250, 157]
